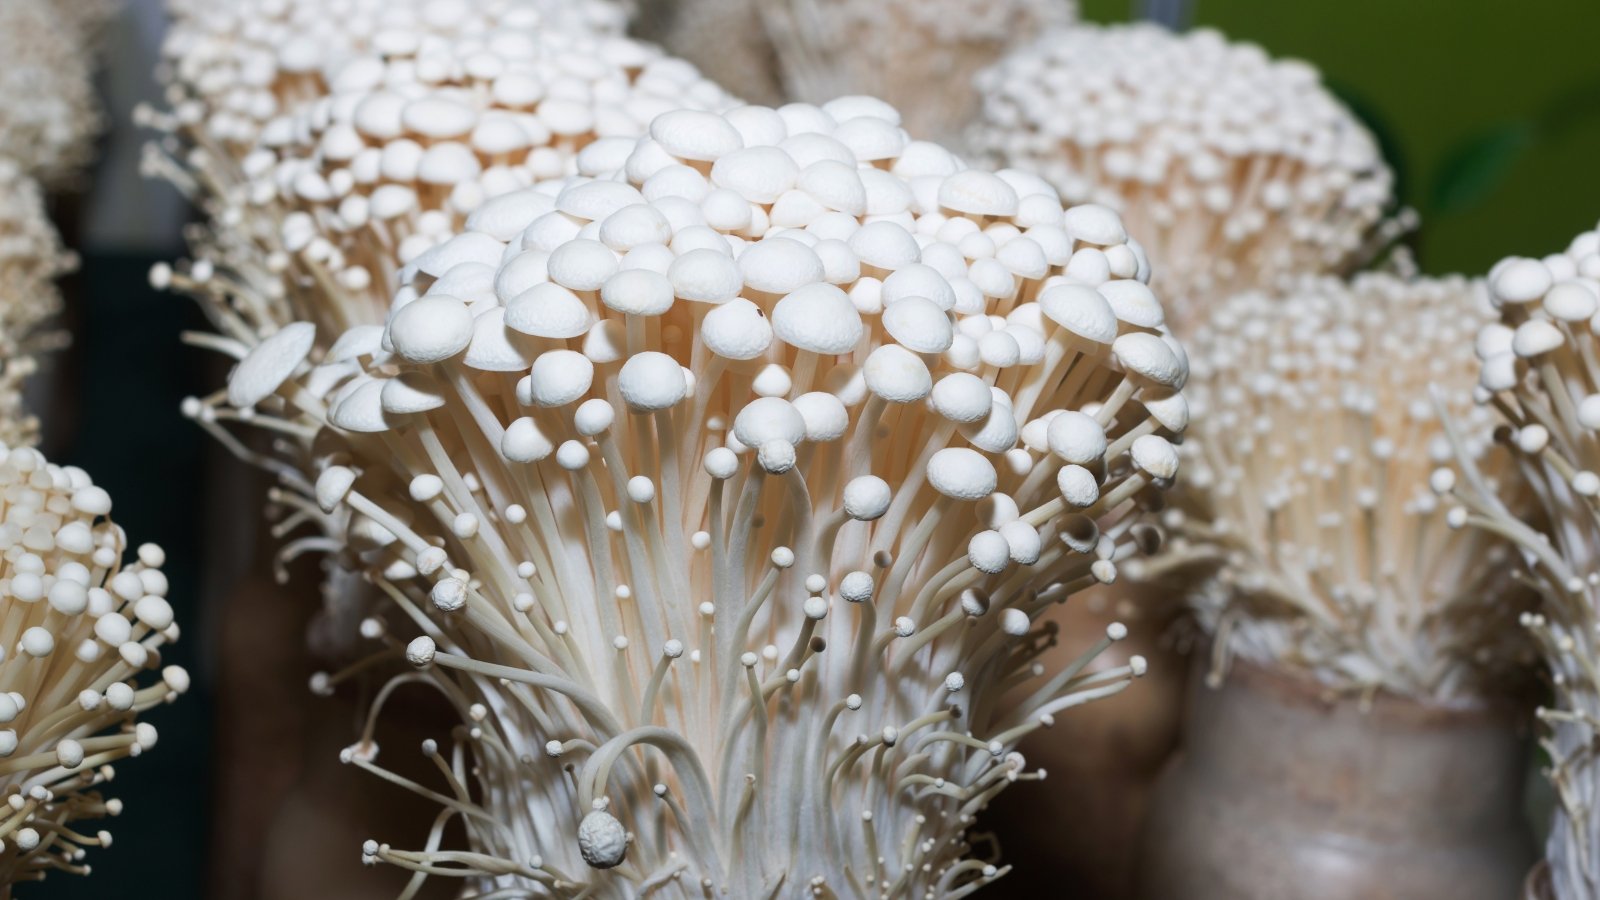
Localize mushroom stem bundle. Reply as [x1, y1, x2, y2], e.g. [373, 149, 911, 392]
[0, 162, 73, 449]
[143, 0, 727, 345]
[1448, 233, 1600, 897]
[972, 24, 1400, 330]
[206, 98, 1188, 896]
[639, 0, 1074, 145]
[0, 443, 190, 891]
[1137, 273, 1527, 699]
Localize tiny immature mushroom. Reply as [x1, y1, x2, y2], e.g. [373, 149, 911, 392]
[1446, 226, 1600, 898]
[972, 24, 1403, 330]
[0, 443, 189, 888]
[206, 99, 1188, 896]
[1140, 273, 1530, 699]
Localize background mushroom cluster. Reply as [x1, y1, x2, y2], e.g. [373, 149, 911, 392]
[8, 1, 1600, 899]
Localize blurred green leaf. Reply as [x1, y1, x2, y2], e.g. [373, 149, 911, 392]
[1431, 124, 1537, 214]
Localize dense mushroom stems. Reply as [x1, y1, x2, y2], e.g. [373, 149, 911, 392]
[1446, 232, 1600, 898]
[0, 163, 73, 450]
[971, 24, 1400, 330]
[0, 444, 189, 890]
[212, 98, 1188, 896]
[143, 0, 728, 347]
[1131, 273, 1528, 700]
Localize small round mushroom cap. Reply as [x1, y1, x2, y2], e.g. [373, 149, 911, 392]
[882, 296, 953, 353]
[1039, 284, 1118, 345]
[506, 283, 597, 339]
[1490, 258, 1552, 304]
[863, 344, 932, 402]
[771, 283, 863, 354]
[577, 809, 628, 869]
[938, 170, 1019, 217]
[968, 530, 1011, 574]
[618, 352, 688, 410]
[1063, 205, 1128, 246]
[651, 109, 743, 162]
[930, 373, 993, 423]
[602, 269, 675, 317]
[843, 475, 892, 520]
[503, 418, 554, 463]
[927, 448, 998, 500]
[1113, 332, 1187, 388]
[228, 323, 318, 408]
[733, 397, 807, 448]
[701, 298, 774, 360]
[792, 392, 849, 441]
[389, 297, 474, 364]
[526, 350, 595, 406]
[1047, 411, 1108, 465]
[381, 371, 448, 414]
[1130, 434, 1179, 480]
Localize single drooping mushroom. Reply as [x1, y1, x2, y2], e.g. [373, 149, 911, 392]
[0, 162, 73, 449]
[971, 24, 1401, 331]
[1136, 272, 1527, 698]
[0, 443, 190, 889]
[0, 0, 104, 190]
[1446, 231, 1600, 897]
[144, 0, 730, 345]
[206, 97, 1188, 896]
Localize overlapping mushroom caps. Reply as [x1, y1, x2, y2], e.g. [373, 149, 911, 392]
[210, 97, 1188, 896]
[0, 162, 73, 449]
[0, 0, 104, 190]
[143, 0, 731, 344]
[971, 24, 1400, 330]
[1132, 273, 1528, 699]
[0, 443, 190, 887]
[1447, 230, 1600, 897]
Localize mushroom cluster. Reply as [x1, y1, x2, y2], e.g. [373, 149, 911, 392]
[145, 0, 728, 344]
[971, 24, 1398, 329]
[0, 443, 189, 887]
[639, 0, 1074, 144]
[1135, 273, 1527, 699]
[0, 162, 73, 449]
[1448, 230, 1600, 897]
[0, 0, 104, 189]
[211, 97, 1187, 896]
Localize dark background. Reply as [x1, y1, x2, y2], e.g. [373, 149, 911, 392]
[24, 0, 1600, 897]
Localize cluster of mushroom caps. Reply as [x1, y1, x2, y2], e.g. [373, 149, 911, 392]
[144, 0, 729, 347]
[0, 0, 105, 191]
[212, 96, 1188, 896]
[971, 23, 1398, 328]
[0, 443, 189, 885]
[1447, 232, 1600, 897]
[0, 164, 73, 449]
[1131, 272, 1530, 700]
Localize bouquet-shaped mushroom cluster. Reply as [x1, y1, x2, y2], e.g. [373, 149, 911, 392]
[0, 164, 73, 449]
[211, 97, 1187, 896]
[1452, 234, 1600, 896]
[971, 24, 1397, 328]
[0, 0, 104, 191]
[146, 0, 729, 344]
[1137, 273, 1526, 700]
[0, 443, 189, 885]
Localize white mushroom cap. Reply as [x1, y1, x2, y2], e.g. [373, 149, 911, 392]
[771, 283, 863, 354]
[927, 448, 998, 500]
[389, 297, 474, 364]
[228, 322, 317, 408]
[618, 351, 688, 410]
